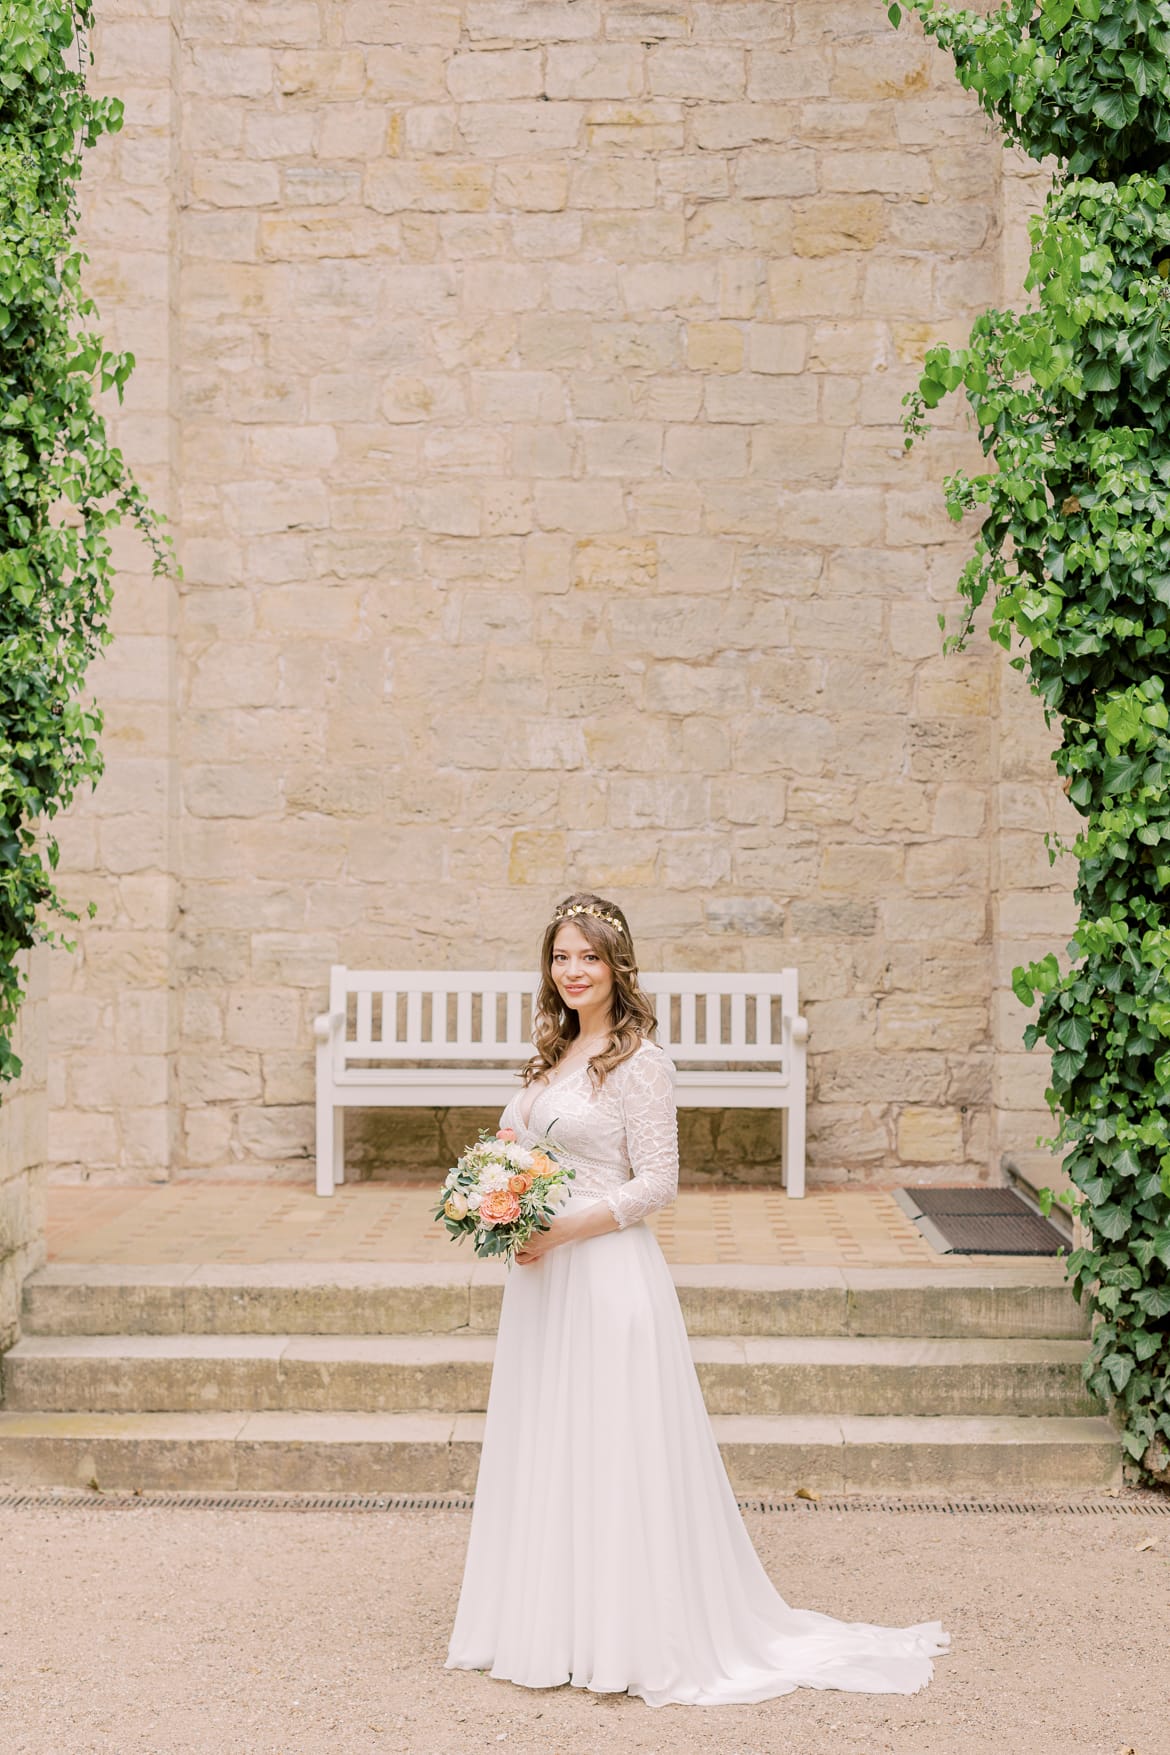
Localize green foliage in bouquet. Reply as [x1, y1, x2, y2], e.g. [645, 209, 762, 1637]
[891, 0, 1170, 1481]
[0, 2, 174, 1085]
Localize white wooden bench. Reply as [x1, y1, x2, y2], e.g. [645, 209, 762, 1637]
[314, 967, 809, 1200]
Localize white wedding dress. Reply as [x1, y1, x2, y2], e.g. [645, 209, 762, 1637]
[444, 1038, 951, 1707]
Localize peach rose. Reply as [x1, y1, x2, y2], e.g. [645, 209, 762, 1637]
[528, 1151, 553, 1179]
[496, 1128, 517, 1143]
[479, 1188, 521, 1227]
[508, 1173, 532, 1195]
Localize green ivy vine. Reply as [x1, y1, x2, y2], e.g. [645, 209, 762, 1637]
[0, 1, 173, 1083]
[891, 0, 1170, 1482]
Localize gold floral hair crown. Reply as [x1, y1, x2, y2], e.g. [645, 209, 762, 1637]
[552, 902, 625, 934]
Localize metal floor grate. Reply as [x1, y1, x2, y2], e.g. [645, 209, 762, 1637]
[895, 1186, 1068, 1255]
[0, 1489, 1166, 1515]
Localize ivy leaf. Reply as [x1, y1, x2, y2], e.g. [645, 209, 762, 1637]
[1090, 88, 1140, 129]
[1051, 1047, 1087, 1082]
[1102, 754, 1147, 793]
[1012, 968, 1036, 1005]
[1081, 357, 1121, 393]
[1102, 1351, 1134, 1392]
[1091, 1204, 1131, 1241]
[1056, 1014, 1093, 1051]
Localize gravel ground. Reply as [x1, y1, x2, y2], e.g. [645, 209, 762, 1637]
[0, 1503, 1165, 1755]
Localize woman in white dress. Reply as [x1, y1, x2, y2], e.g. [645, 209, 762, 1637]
[444, 891, 951, 1707]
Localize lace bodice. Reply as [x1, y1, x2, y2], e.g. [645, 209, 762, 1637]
[500, 1039, 680, 1230]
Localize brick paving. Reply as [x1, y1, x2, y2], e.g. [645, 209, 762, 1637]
[45, 1182, 1067, 1271]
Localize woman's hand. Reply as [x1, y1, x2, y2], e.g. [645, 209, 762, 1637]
[513, 1199, 620, 1265]
[514, 1214, 577, 1266]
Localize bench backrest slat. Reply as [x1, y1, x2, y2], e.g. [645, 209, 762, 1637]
[730, 991, 746, 1048]
[457, 990, 473, 1049]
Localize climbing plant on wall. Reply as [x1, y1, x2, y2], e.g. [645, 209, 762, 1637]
[0, 1, 172, 1084]
[890, 0, 1170, 1483]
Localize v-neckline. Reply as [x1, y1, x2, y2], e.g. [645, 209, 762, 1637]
[514, 1058, 589, 1134]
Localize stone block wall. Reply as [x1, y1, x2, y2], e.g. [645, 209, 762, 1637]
[46, 1, 1077, 1189]
[1, 953, 47, 1351]
[46, 0, 182, 1184]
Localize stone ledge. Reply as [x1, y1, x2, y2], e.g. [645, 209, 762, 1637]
[0, 1410, 1122, 1494]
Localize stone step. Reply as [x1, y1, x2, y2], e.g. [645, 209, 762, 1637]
[0, 1410, 1122, 1494]
[22, 1263, 1091, 1340]
[1, 1333, 1103, 1418]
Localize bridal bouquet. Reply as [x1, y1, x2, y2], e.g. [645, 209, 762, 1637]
[435, 1127, 574, 1260]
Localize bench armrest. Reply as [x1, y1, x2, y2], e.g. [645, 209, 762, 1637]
[314, 1011, 343, 1044]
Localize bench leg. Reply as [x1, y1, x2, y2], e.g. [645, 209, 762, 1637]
[333, 1108, 345, 1187]
[782, 1104, 806, 1199]
[316, 1095, 336, 1197]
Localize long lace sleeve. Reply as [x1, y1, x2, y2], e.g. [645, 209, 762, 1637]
[604, 1047, 680, 1230]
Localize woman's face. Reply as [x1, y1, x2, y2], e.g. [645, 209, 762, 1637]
[550, 921, 614, 1023]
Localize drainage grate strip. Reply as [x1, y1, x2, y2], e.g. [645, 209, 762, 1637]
[0, 1490, 1165, 1515]
[895, 1185, 1068, 1255]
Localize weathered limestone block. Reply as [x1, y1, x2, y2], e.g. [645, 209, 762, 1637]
[649, 45, 746, 99]
[793, 195, 887, 255]
[570, 157, 657, 208]
[458, 101, 584, 158]
[896, 1105, 966, 1164]
[546, 43, 644, 99]
[48, 1109, 119, 1174]
[343, 2, 462, 46]
[706, 375, 818, 423]
[366, 162, 493, 213]
[236, 1104, 313, 1161]
[275, 50, 364, 100]
[808, 320, 890, 373]
[466, 1, 602, 41]
[683, 322, 742, 373]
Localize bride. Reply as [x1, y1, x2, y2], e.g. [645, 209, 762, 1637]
[444, 891, 951, 1707]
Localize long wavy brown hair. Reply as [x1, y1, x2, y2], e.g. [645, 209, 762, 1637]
[522, 890, 658, 1091]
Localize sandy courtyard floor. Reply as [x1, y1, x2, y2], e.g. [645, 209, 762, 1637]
[0, 1500, 1164, 1755]
[44, 1181, 1064, 1270]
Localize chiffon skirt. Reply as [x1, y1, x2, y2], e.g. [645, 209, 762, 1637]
[444, 1189, 951, 1707]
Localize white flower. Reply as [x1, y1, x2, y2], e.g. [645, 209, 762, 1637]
[466, 1189, 482, 1210]
[443, 1170, 459, 1188]
[547, 1182, 570, 1209]
[484, 1141, 507, 1161]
